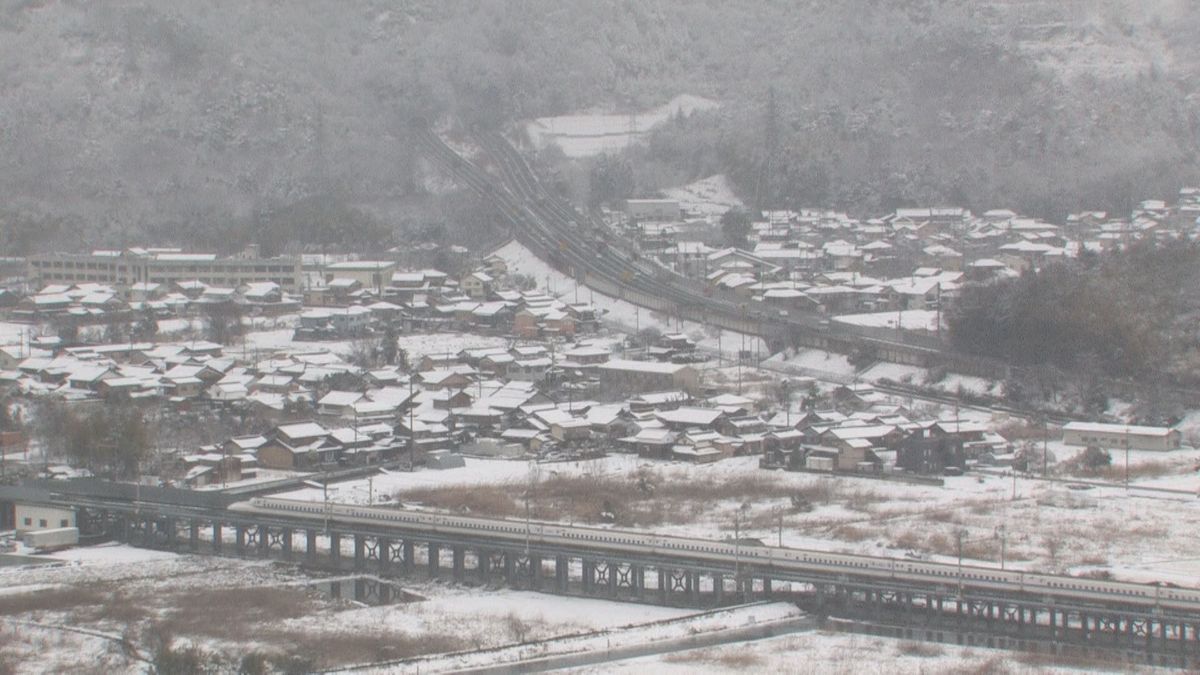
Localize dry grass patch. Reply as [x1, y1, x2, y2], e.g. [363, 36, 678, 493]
[260, 629, 466, 669]
[400, 471, 802, 527]
[664, 646, 762, 668]
[0, 588, 107, 617]
[896, 640, 943, 657]
[829, 524, 874, 542]
[154, 587, 322, 641]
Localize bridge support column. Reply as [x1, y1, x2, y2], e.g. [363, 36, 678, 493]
[257, 525, 269, 557]
[555, 556, 568, 593]
[658, 568, 667, 604]
[632, 565, 644, 601]
[403, 540, 414, 574]
[688, 571, 699, 606]
[713, 573, 724, 606]
[478, 549, 491, 581]
[530, 556, 542, 590]
[235, 525, 246, 555]
[189, 521, 199, 552]
[305, 529, 317, 563]
[354, 535, 367, 570]
[212, 522, 222, 553]
[330, 533, 341, 567]
[378, 537, 391, 574]
[581, 559, 593, 595]
[164, 518, 177, 547]
[607, 561, 618, 597]
[762, 577, 772, 598]
[504, 553, 516, 586]
[281, 528, 292, 561]
[452, 546, 465, 582]
[428, 543, 440, 577]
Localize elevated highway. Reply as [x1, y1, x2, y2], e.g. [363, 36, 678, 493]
[9, 482, 1198, 665]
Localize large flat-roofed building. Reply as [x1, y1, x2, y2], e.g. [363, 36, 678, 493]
[596, 359, 699, 395]
[324, 260, 397, 293]
[625, 199, 681, 222]
[1061, 422, 1182, 451]
[28, 246, 303, 292]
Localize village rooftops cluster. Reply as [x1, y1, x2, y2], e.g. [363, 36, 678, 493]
[628, 191, 1200, 322]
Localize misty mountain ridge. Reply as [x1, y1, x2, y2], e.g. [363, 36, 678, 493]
[1, 0, 1198, 254]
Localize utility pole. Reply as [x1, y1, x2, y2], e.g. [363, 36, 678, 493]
[956, 529, 966, 595]
[997, 524, 1007, 571]
[776, 507, 783, 548]
[1124, 433, 1130, 487]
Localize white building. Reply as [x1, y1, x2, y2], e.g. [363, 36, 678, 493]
[1061, 422, 1182, 451]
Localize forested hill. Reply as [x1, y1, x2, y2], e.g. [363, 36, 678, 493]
[1, 0, 1197, 254]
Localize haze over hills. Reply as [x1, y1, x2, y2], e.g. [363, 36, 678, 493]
[0, 0, 1197, 254]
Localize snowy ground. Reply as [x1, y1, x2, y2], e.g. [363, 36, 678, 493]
[762, 348, 857, 381]
[492, 239, 766, 360]
[571, 628, 1144, 674]
[661, 174, 742, 217]
[0, 545, 716, 673]
[525, 94, 718, 158]
[357, 602, 802, 674]
[834, 310, 942, 333]
[860, 362, 929, 385]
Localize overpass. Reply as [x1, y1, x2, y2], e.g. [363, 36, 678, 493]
[7, 480, 1199, 666]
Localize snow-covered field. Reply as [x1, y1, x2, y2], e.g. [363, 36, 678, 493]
[762, 348, 856, 381]
[525, 94, 718, 157]
[834, 310, 942, 333]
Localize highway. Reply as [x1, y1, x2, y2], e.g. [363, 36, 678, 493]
[228, 496, 1200, 621]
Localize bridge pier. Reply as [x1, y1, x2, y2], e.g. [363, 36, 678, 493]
[581, 559, 593, 595]
[428, 543, 440, 577]
[554, 555, 568, 593]
[762, 577, 772, 598]
[504, 553, 516, 586]
[403, 540, 414, 574]
[257, 525, 269, 557]
[212, 522, 222, 553]
[330, 532, 341, 567]
[354, 534, 365, 570]
[657, 568, 667, 604]
[378, 537, 391, 574]
[530, 555, 542, 590]
[189, 520, 199, 551]
[453, 546, 465, 581]
[713, 573, 724, 606]
[305, 529, 317, 563]
[235, 524, 246, 555]
[281, 528, 292, 561]
[607, 561, 618, 598]
[478, 549, 491, 581]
